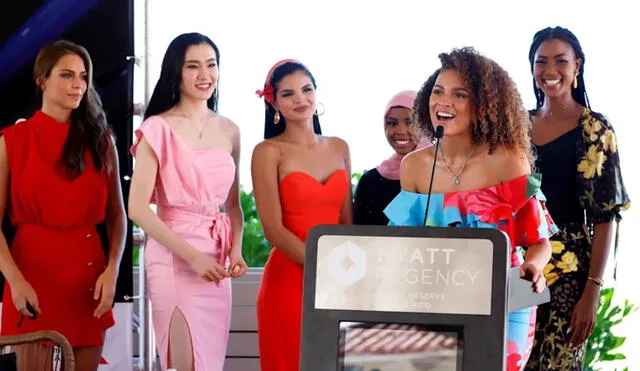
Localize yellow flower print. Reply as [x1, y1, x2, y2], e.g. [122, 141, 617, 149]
[600, 129, 617, 153]
[557, 251, 579, 273]
[583, 116, 602, 141]
[551, 240, 565, 254]
[553, 317, 568, 330]
[580, 190, 595, 206]
[602, 200, 616, 212]
[569, 231, 585, 240]
[543, 263, 559, 285]
[577, 145, 606, 179]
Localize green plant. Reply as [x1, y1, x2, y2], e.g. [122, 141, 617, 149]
[351, 171, 364, 196]
[132, 222, 140, 267]
[584, 287, 638, 370]
[240, 187, 271, 267]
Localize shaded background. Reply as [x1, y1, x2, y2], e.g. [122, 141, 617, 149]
[0, 0, 134, 303]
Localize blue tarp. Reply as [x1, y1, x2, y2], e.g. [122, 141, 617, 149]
[0, 0, 101, 85]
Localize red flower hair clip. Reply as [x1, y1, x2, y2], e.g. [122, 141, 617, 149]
[255, 84, 275, 105]
[256, 58, 302, 107]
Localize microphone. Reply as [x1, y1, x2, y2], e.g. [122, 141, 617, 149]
[423, 125, 445, 226]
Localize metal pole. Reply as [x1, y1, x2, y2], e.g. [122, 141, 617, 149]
[142, 245, 156, 371]
[142, 1, 155, 370]
[144, 0, 150, 105]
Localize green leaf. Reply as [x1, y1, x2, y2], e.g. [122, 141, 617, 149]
[585, 287, 636, 369]
[132, 246, 140, 267]
[602, 353, 626, 361]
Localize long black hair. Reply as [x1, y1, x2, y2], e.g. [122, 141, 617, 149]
[34, 40, 111, 178]
[262, 61, 322, 139]
[144, 33, 220, 119]
[528, 26, 590, 109]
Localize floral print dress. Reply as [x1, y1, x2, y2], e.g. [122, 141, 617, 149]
[525, 108, 630, 371]
[384, 174, 558, 371]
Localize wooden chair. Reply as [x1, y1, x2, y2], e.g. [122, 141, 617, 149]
[0, 330, 75, 370]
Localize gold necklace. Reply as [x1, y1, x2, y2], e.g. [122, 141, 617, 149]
[440, 142, 478, 185]
[177, 108, 209, 139]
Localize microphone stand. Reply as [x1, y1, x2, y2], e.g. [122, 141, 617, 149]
[423, 125, 445, 226]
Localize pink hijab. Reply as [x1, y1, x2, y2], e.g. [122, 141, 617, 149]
[376, 90, 432, 180]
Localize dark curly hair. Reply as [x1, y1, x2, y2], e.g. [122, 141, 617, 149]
[528, 26, 590, 109]
[413, 47, 532, 161]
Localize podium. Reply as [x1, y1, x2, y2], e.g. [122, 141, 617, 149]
[300, 225, 550, 371]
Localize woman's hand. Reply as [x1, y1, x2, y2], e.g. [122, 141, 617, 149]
[228, 249, 248, 278]
[520, 261, 547, 294]
[568, 285, 600, 349]
[93, 266, 117, 318]
[11, 278, 41, 318]
[188, 251, 229, 283]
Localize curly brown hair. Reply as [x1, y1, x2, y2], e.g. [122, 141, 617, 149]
[413, 47, 533, 162]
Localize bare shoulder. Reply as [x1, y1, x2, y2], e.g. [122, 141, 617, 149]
[215, 114, 239, 130]
[490, 146, 530, 181]
[216, 115, 240, 140]
[157, 109, 177, 123]
[404, 146, 433, 169]
[323, 136, 350, 155]
[400, 147, 433, 192]
[252, 139, 280, 159]
[324, 135, 348, 148]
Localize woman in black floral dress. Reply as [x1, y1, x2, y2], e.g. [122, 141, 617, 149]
[524, 26, 630, 371]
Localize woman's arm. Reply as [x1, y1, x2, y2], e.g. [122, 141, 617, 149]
[223, 122, 246, 277]
[128, 136, 227, 282]
[251, 141, 306, 265]
[338, 138, 353, 225]
[0, 136, 41, 315]
[104, 139, 127, 274]
[93, 139, 127, 317]
[523, 240, 552, 271]
[568, 113, 629, 348]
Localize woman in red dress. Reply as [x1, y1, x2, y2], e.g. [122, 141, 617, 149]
[0, 40, 127, 370]
[252, 60, 353, 371]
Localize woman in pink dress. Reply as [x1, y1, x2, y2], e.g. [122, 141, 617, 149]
[128, 33, 247, 371]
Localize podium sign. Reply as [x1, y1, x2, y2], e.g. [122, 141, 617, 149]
[314, 235, 494, 316]
[301, 225, 511, 371]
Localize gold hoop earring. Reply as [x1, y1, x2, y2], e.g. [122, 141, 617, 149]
[274, 111, 281, 124]
[315, 102, 326, 116]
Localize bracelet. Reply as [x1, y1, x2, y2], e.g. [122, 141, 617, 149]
[588, 276, 604, 286]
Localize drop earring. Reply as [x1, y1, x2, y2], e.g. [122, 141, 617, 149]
[274, 111, 281, 124]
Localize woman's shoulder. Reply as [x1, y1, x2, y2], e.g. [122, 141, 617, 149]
[487, 146, 531, 182]
[321, 135, 349, 149]
[402, 146, 433, 168]
[580, 108, 615, 131]
[252, 139, 281, 160]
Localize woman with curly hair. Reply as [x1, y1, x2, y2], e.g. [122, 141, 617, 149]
[384, 47, 556, 370]
[525, 27, 630, 371]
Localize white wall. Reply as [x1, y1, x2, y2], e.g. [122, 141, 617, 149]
[134, 0, 640, 368]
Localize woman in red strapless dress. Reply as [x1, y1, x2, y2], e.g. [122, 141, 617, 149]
[0, 41, 126, 370]
[252, 59, 353, 371]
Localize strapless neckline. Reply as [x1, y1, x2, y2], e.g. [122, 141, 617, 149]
[279, 168, 347, 186]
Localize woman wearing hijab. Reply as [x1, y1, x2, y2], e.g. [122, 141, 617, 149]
[353, 90, 429, 225]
